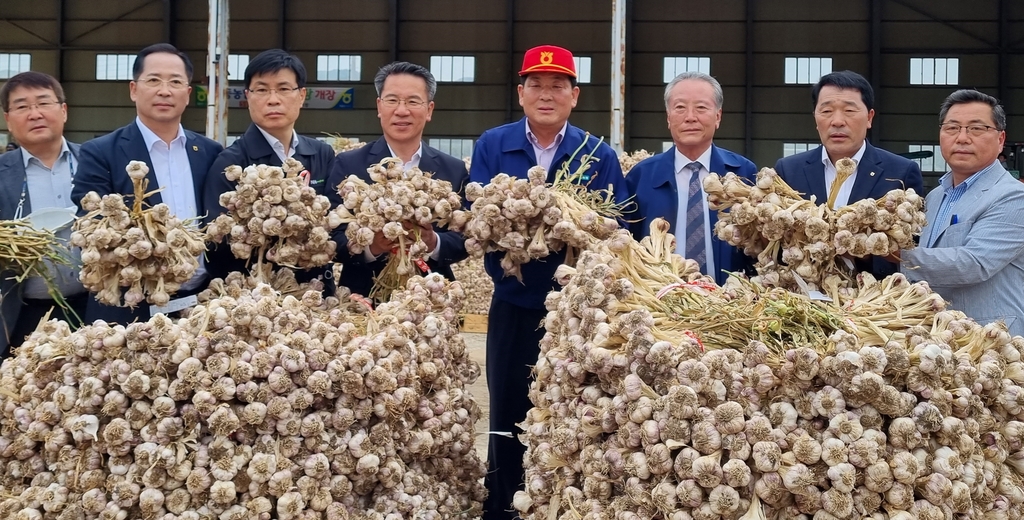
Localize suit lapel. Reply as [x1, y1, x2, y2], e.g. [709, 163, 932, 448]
[804, 150, 828, 203]
[120, 123, 161, 205]
[0, 152, 27, 218]
[849, 143, 885, 203]
[650, 151, 679, 235]
[184, 131, 208, 209]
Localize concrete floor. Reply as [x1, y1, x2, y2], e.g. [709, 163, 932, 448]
[464, 332, 491, 460]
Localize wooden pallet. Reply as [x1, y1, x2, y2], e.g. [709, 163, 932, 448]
[461, 314, 489, 333]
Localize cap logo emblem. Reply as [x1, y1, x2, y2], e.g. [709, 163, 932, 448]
[540, 51, 554, 64]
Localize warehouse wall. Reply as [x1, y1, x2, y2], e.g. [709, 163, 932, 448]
[0, 0, 1022, 187]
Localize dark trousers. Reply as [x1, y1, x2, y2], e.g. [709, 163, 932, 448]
[9, 293, 88, 350]
[483, 297, 547, 520]
[84, 277, 208, 326]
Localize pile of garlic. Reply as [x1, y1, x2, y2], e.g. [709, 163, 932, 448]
[450, 256, 493, 315]
[206, 158, 338, 269]
[332, 158, 463, 301]
[514, 220, 1024, 520]
[618, 149, 653, 175]
[453, 161, 623, 281]
[0, 272, 487, 519]
[72, 160, 206, 307]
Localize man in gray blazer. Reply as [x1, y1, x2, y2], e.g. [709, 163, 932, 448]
[900, 89, 1024, 336]
[0, 72, 87, 356]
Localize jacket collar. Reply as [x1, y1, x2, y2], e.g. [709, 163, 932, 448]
[652, 144, 738, 188]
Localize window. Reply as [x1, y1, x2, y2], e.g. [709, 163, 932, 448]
[663, 57, 711, 83]
[227, 54, 249, 81]
[573, 56, 592, 84]
[910, 58, 958, 86]
[317, 54, 361, 82]
[430, 56, 475, 82]
[784, 57, 832, 85]
[225, 135, 241, 146]
[663, 141, 674, 152]
[908, 144, 947, 173]
[96, 54, 137, 81]
[783, 143, 817, 157]
[429, 138, 474, 159]
[0, 53, 31, 79]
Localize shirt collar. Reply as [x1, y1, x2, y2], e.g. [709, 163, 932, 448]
[256, 125, 299, 155]
[674, 145, 714, 175]
[136, 117, 185, 150]
[525, 121, 568, 150]
[820, 140, 868, 167]
[938, 160, 1000, 191]
[387, 141, 423, 164]
[21, 138, 71, 169]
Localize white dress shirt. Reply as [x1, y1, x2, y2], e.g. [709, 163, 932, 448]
[526, 121, 567, 173]
[387, 142, 423, 171]
[674, 146, 716, 278]
[136, 118, 206, 290]
[256, 126, 299, 164]
[821, 141, 867, 208]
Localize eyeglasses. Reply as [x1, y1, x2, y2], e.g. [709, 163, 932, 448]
[246, 87, 302, 98]
[940, 123, 1000, 137]
[7, 100, 61, 116]
[380, 97, 428, 109]
[138, 77, 190, 90]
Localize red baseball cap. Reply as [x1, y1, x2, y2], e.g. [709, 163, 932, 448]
[519, 45, 577, 78]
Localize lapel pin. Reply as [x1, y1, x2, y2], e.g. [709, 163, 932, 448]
[193, 145, 199, 152]
[870, 171, 876, 177]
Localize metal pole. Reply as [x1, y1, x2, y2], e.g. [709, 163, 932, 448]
[206, 0, 229, 144]
[610, 0, 626, 153]
[744, 0, 753, 158]
[869, 0, 881, 143]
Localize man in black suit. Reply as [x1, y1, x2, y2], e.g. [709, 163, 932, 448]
[71, 43, 223, 324]
[325, 61, 468, 298]
[203, 49, 336, 281]
[774, 70, 923, 278]
[0, 72, 87, 354]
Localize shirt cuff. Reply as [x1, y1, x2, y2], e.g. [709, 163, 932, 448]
[428, 231, 442, 261]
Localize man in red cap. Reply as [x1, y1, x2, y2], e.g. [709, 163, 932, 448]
[469, 44, 628, 520]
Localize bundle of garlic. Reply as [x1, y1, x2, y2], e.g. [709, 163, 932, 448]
[453, 153, 624, 281]
[71, 161, 206, 307]
[450, 256, 493, 315]
[618, 149, 653, 175]
[332, 157, 463, 301]
[0, 271, 487, 519]
[706, 162, 925, 294]
[513, 220, 1024, 520]
[206, 158, 338, 270]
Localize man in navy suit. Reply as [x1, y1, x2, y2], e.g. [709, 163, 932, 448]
[626, 71, 757, 286]
[71, 43, 223, 324]
[325, 61, 468, 299]
[203, 49, 336, 282]
[774, 70, 923, 278]
[0, 72, 87, 354]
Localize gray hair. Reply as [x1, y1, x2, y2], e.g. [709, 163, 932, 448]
[373, 61, 437, 101]
[939, 89, 1006, 131]
[664, 71, 724, 111]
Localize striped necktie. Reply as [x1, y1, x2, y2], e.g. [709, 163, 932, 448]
[684, 162, 707, 275]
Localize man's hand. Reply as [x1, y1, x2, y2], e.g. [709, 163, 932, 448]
[403, 221, 439, 254]
[367, 231, 395, 257]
